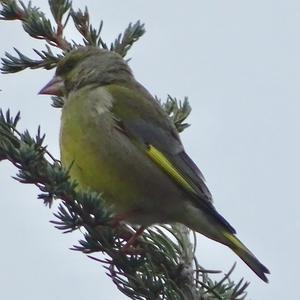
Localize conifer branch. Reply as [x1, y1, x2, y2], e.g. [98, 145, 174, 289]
[0, 0, 145, 73]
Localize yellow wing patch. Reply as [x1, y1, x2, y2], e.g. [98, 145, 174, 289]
[147, 145, 196, 195]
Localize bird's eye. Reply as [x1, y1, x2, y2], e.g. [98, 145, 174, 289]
[56, 53, 83, 76]
[57, 59, 75, 75]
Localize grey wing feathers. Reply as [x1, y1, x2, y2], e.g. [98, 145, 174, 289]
[123, 118, 213, 202]
[110, 84, 236, 233]
[122, 119, 236, 234]
[173, 151, 213, 201]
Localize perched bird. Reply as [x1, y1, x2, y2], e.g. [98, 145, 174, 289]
[39, 46, 270, 282]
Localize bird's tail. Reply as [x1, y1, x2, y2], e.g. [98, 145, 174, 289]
[223, 232, 270, 282]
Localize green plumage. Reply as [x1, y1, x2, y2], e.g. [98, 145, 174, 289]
[40, 46, 270, 282]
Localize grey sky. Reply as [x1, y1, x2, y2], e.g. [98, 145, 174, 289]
[0, 0, 299, 299]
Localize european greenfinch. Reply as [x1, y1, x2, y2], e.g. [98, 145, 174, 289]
[39, 47, 270, 282]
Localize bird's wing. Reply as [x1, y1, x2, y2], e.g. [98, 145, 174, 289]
[109, 84, 212, 200]
[108, 84, 235, 233]
[130, 121, 213, 202]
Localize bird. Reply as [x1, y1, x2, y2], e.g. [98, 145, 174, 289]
[39, 46, 270, 282]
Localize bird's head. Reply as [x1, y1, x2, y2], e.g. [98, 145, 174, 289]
[39, 47, 133, 96]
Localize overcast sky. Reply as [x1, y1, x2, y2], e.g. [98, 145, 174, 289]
[0, 1, 299, 299]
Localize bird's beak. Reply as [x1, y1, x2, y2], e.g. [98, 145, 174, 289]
[39, 75, 64, 96]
